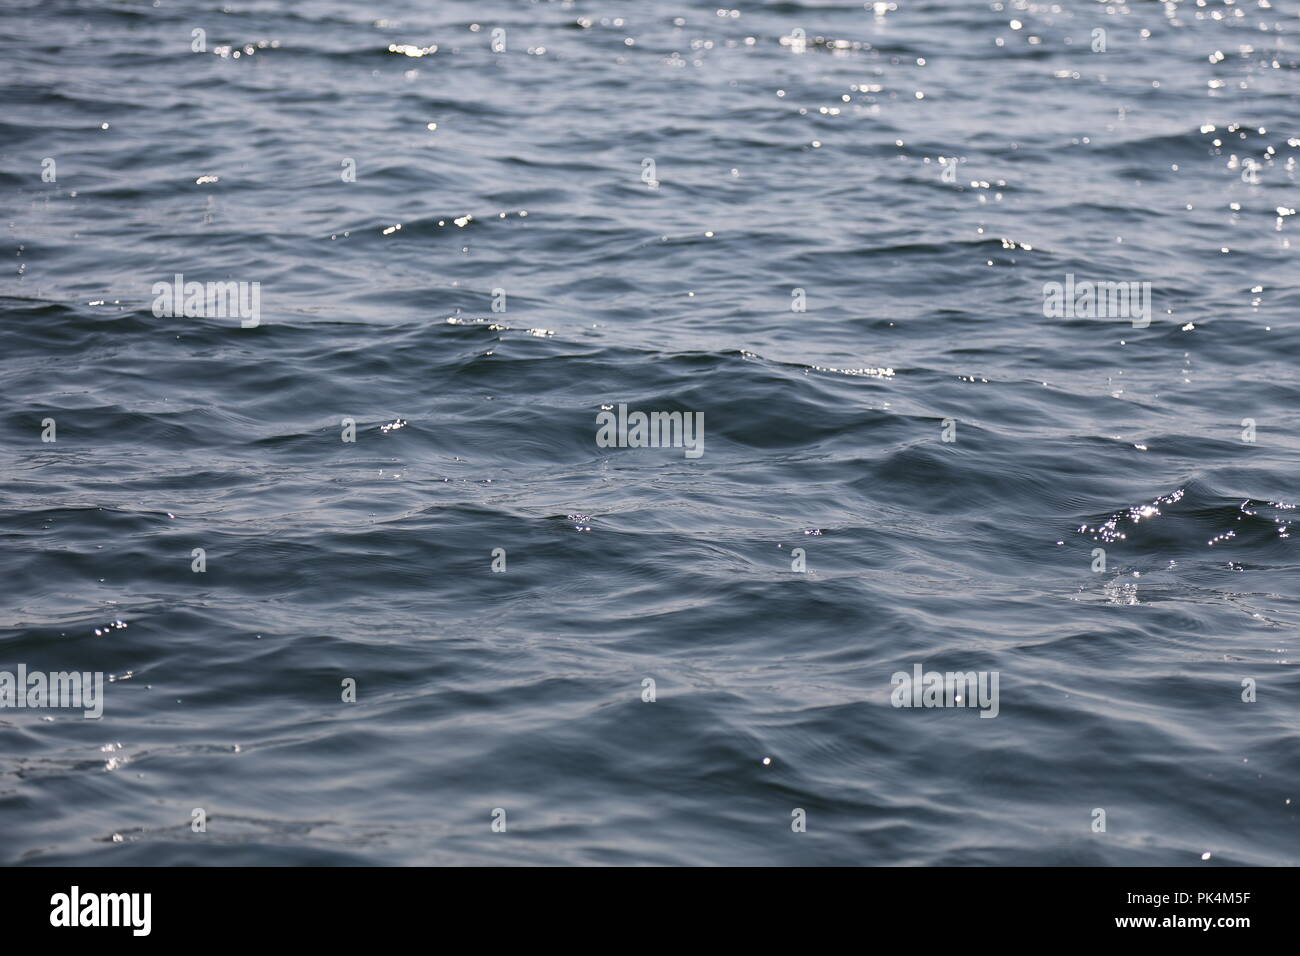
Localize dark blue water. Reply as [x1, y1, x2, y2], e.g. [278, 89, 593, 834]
[2, 0, 1298, 866]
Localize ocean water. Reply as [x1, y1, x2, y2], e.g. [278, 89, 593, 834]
[1, 0, 1298, 866]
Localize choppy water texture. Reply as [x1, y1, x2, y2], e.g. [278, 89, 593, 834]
[2, 0, 1299, 866]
